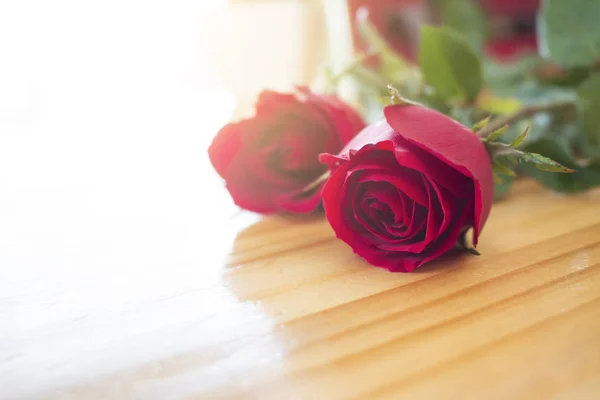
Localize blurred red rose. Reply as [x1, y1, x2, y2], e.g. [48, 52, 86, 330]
[320, 105, 493, 272]
[209, 88, 365, 214]
[479, 0, 539, 16]
[481, 0, 540, 61]
[347, 0, 540, 62]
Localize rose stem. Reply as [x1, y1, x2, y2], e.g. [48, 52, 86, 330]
[302, 170, 331, 194]
[476, 100, 576, 139]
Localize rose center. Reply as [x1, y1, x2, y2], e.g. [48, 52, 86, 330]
[364, 197, 395, 224]
[352, 178, 428, 245]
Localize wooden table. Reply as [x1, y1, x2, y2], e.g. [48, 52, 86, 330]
[2, 177, 600, 399]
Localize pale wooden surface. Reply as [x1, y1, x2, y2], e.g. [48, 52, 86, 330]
[2, 178, 600, 400]
[2, 1, 600, 399]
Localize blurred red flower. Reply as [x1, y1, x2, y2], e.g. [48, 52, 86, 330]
[346, 0, 540, 62]
[481, 0, 540, 61]
[209, 88, 365, 214]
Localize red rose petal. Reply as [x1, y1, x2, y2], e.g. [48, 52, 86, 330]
[208, 121, 246, 179]
[357, 167, 429, 208]
[255, 90, 300, 117]
[319, 152, 347, 169]
[297, 87, 365, 149]
[395, 193, 427, 241]
[377, 253, 424, 273]
[394, 135, 473, 198]
[322, 162, 362, 245]
[353, 193, 389, 242]
[383, 105, 493, 245]
[338, 120, 397, 156]
[276, 184, 324, 214]
[428, 179, 461, 240]
[380, 197, 473, 272]
[354, 181, 402, 242]
[376, 179, 441, 254]
[416, 197, 473, 268]
[223, 153, 282, 213]
[421, 179, 443, 247]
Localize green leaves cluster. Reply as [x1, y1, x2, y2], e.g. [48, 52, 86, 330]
[439, 0, 487, 51]
[418, 0, 600, 197]
[577, 74, 600, 149]
[538, 0, 600, 68]
[480, 122, 573, 184]
[523, 138, 600, 193]
[336, 0, 600, 199]
[419, 26, 483, 102]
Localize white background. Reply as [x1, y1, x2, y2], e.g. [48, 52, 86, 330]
[0, 1, 272, 397]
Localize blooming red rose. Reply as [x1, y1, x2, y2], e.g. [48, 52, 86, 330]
[320, 105, 493, 272]
[209, 87, 365, 214]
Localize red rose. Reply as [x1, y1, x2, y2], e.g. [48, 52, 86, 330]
[481, 0, 540, 61]
[320, 105, 493, 272]
[479, 0, 539, 17]
[209, 87, 365, 213]
[486, 35, 537, 61]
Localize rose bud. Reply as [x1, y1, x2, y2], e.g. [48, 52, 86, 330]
[209, 87, 365, 214]
[319, 105, 494, 272]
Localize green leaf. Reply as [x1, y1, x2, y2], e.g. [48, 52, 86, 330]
[419, 26, 483, 102]
[494, 81, 577, 107]
[440, 0, 488, 51]
[518, 152, 574, 173]
[577, 73, 600, 150]
[484, 56, 542, 92]
[472, 115, 491, 131]
[485, 125, 509, 143]
[523, 137, 600, 192]
[492, 161, 516, 177]
[538, 0, 600, 67]
[488, 139, 574, 173]
[541, 67, 591, 87]
[513, 113, 552, 144]
[477, 93, 522, 116]
[510, 128, 529, 148]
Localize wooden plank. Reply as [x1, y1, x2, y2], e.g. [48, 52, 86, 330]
[0, 180, 591, 399]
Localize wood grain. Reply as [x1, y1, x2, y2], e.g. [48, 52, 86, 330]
[1, 179, 598, 400]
